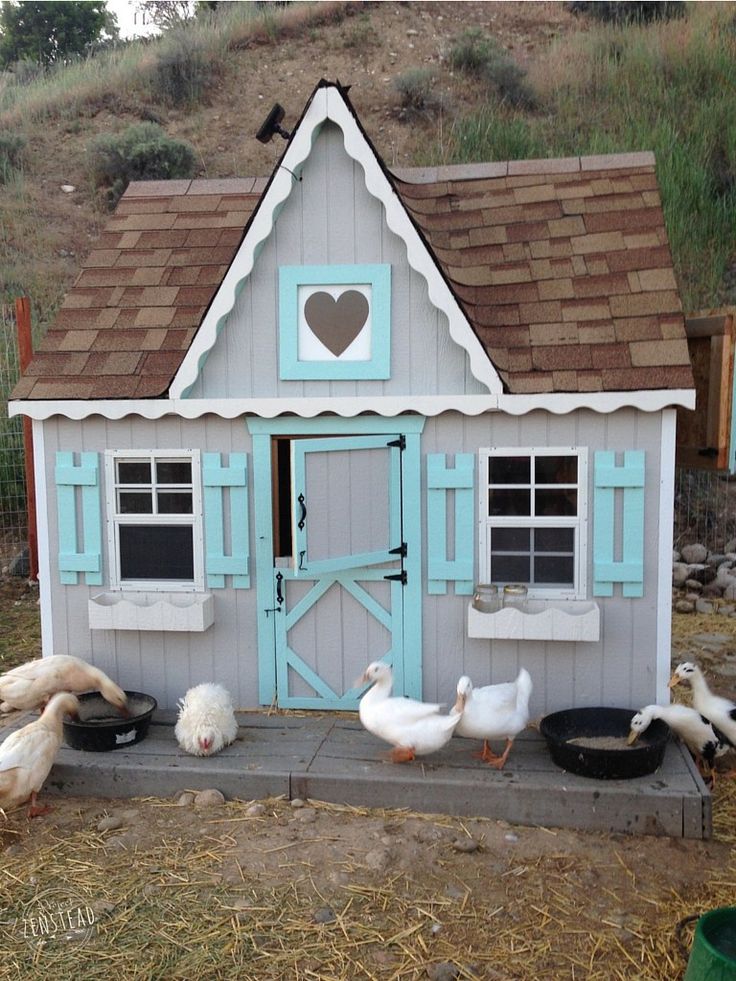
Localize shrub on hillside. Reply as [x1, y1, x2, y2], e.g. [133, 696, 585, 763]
[393, 68, 449, 121]
[0, 132, 26, 183]
[449, 30, 536, 110]
[88, 123, 197, 209]
[147, 29, 216, 107]
[568, 2, 686, 25]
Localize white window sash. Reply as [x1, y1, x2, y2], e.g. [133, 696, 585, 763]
[104, 449, 204, 592]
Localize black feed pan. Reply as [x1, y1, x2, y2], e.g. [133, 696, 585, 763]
[540, 706, 669, 779]
[63, 691, 157, 752]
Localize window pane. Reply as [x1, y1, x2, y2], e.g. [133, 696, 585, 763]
[158, 492, 193, 514]
[535, 527, 575, 552]
[535, 489, 577, 516]
[491, 554, 530, 582]
[493, 527, 530, 551]
[535, 555, 574, 585]
[488, 489, 530, 516]
[157, 461, 192, 484]
[118, 461, 151, 484]
[488, 456, 530, 485]
[535, 455, 577, 484]
[118, 492, 152, 514]
[119, 525, 194, 580]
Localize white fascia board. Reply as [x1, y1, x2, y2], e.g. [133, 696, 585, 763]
[168, 85, 502, 400]
[656, 407, 677, 704]
[10, 388, 696, 421]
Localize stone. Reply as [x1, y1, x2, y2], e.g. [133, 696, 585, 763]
[724, 538, 736, 554]
[718, 605, 735, 616]
[684, 579, 703, 593]
[675, 599, 695, 614]
[97, 815, 123, 832]
[245, 803, 267, 817]
[177, 792, 195, 807]
[194, 788, 225, 807]
[313, 907, 336, 924]
[60, 184, 76, 193]
[681, 544, 708, 564]
[703, 583, 723, 597]
[290, 798, 306, 809]
[724, 582, 736, 601]
[687, 565, 717, 586]
[294, 807, 317, 823]
[426, 963, 459, 981]
[695, 598, 715, 615]
[672, 563, 690, 586]
[451, 837, 480, 853]
[673, 549, 681, 562]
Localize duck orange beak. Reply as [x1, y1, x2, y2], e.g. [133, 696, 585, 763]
[627, 730, 638, 745]
[668, 674, 681, 689]
[453, 693, 466, 714]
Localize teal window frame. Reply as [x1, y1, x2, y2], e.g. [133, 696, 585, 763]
[278, 263, 391, 380]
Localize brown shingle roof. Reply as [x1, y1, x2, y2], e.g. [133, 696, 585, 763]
[13, 154, 693, 401]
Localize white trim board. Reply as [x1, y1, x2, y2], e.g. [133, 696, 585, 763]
[656, 407, 677, 705]
[167, 83, 503, 399]
[10, 389, 696, 422]
[32, 419, 54, 658]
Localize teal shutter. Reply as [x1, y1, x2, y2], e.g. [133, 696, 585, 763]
[593, 450, 645, 598]
[55, 451, 102, 586]
[203, 452, 250, 588]
[427, 453, 475, 595]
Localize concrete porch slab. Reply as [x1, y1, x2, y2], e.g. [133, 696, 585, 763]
[1, 711, 711, 839]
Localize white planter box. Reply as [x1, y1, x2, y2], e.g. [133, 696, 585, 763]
[467, 600, 600, 642]
[89, 591, 214, 632]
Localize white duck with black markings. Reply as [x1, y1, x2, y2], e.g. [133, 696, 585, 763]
[628, 703, 732, 782]
[669, 661, 736, 778]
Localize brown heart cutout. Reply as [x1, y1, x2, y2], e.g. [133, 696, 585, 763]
[303, 290, 369, 357]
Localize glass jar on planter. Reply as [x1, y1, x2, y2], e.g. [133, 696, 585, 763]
[472, 583, 500, 613]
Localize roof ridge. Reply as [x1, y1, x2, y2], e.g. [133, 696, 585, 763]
[391, 151, 656, 184]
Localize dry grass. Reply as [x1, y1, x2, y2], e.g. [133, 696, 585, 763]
[0, 789, 734, 981]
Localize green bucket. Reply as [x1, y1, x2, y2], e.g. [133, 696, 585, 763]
[683, 907, 736, 981]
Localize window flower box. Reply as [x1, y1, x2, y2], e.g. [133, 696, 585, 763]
[89, 591, 214, 632]
[467, 599, 600, 642]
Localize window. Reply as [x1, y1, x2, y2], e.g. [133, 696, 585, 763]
[479, 448, 588, 599]
[105, 450, 203, 591]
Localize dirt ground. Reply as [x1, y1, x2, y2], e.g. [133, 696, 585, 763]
[0, 576, 735, 980]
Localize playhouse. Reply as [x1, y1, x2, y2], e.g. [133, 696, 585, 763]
[10, 80, 695, 718]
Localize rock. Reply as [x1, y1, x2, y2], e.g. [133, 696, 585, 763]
[426, 963, 459, 981]
[245, 803, 267, 817]
[675, 599, 695, 614]
[60, 184, 76, 193]
[696, 598, 715, 615]
[97, 815, 123, 832]
[708, 554, 728, 567]
[290, 798, 306, 809]
[724, 538, 736, 554]
[673, 549, 681, 562]
[724, 582, 736, 601]
[672, 563, 690, 586]
[293, 807, 317, 823]
[718, 605, 735, 616]
[681, 544, 708, 564]
[703, 583, 723, 597]
[688, 565, 717, 586]
[451, 837, 480, 853]
[121, 809, 138, 823]
[365, 846, 391, 871]
[194, 788, 225, 807]
[177, 792, 195, 807]
[684, 579, 704, 593]
[504, 832, 519, 843]
[313, 906, 336, 924]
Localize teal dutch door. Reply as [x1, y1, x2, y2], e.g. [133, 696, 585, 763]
[270, 433, 416, 709]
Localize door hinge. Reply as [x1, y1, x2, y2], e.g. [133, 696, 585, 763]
[387, 435, 405, 450]
[384, 570, 407, 585]
[389, 543, 407, 557]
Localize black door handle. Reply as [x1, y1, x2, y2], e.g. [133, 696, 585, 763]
[297, 493, 307, 530]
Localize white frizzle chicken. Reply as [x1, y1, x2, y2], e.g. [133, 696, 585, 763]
[175, 683, 239, 757]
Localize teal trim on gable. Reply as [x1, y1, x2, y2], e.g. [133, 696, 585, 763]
[427, 453, 475, 595]
[278, 263, 391, 380]
[203, 452, 250, 588]
[55, 451, 102, 586]
[593, 450, 645, 598]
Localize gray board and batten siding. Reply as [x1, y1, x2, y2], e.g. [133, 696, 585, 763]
[40, 406, 666, 715]
[186, 121, 487, 401]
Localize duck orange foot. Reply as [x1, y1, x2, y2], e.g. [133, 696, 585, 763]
[389, 746, 416, 764]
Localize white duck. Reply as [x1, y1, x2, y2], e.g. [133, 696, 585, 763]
[669, 662, 736, 777]
[0, 655, 127, 714]
[175, 683, 239, 757]
[452, 669, 533, 769]
[0, 692, 79, 817]
[628, 703, 732, 783]
[358, 661, 462, 763]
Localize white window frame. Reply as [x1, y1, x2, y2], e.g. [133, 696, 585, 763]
[478, 446, 588, 600]
[104, 449, 204, 592]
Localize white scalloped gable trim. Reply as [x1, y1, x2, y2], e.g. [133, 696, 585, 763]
[168, 84, 502, 401]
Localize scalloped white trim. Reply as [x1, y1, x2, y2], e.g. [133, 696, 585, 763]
[168, 85, 502, 400]
[9, 389, 696, 421]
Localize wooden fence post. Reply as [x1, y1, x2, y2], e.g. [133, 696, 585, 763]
[14, 296, 38, 582]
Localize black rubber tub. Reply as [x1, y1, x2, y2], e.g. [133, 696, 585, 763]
[540, 706, 670, 779]
[63, 691, 157, 752]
